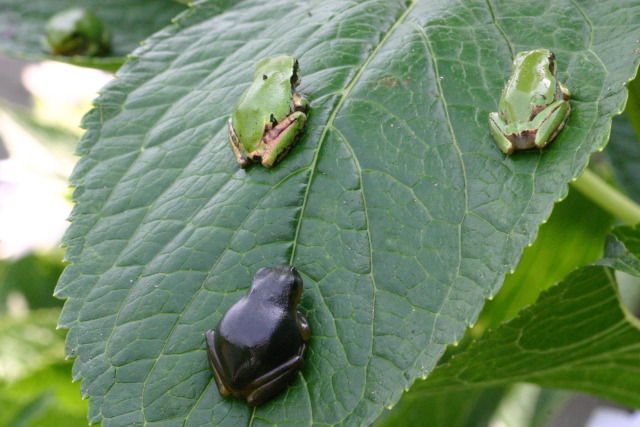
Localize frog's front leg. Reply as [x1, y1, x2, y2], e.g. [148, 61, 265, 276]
[488, 112, 515, 155]
[531, 99, 571, 148]
[227, 118, 250, 168]
[259, 111, 307, 168]
[246, 348, 307, 406]
[297, 311, 311, 342]
[205, 330, 232, 397]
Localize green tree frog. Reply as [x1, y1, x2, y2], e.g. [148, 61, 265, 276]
[228, 56, 309, 168]
[44, 8, 110, 56]
[489, 49, 571, 155]
[205, 266, 310, 406]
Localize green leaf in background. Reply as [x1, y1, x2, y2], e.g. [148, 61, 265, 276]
[598, 225, 640, 275]
[377, 386, 507, 427]
[476, 188, 613, 333]
[0, 0, 186, 71]
[0, 309, 65, 382]
[0, 363, 89, 427]
[0, 252, 66, 313]
[53, 0, 640, 425]
[390, 224, 640, 413]
[606, 112, 640, 203]
[377, 383, 571, 427]
[0, 310, 87, 425]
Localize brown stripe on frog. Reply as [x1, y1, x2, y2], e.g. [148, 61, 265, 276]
[506, 129, 538, 150]
[258, 116, 301, 161]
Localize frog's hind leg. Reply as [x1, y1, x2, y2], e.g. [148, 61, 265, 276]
[205, 330, 232, 397]
[245, 355, 305, 406]
[228, 118, 250, 168]
[489, 112, 515, 155]
[533, 100, 570, 148]
[260, 111, 307, 168]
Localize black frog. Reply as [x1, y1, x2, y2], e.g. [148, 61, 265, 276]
[205, 266, 310, 406]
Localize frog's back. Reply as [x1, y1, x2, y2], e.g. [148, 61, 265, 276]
[232, 66, 294, 150]
[500, 49, 557, 122]
[215, 297, 302, 389]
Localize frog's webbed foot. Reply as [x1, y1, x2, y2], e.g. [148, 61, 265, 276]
[246, 355, 306, 406]
[532, 99, 570, 148]
[292, 93, 309, 112]
[260, 111, 307, 168]
[488, 112, 515, 155]
[205, 330, 231, 397]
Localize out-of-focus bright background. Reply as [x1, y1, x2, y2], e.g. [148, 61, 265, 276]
[0, 53, 638, 427]
[0, 54, 111, 426]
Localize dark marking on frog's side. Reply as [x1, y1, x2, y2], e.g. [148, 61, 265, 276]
[205, 265, 311, 406]
[506, 129, 538, 150]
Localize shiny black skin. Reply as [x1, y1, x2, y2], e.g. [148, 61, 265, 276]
[205, 266, 310, 406]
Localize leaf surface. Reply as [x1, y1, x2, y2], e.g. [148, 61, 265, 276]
[54, 0, 640, 425]
[380, 187, 611, 426]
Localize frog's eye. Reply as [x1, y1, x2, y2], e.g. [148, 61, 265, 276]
[262, 74, 268, 80]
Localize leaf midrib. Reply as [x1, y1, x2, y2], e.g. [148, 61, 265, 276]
[271, 1, 422, 425]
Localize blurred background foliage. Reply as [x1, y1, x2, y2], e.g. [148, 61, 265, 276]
[0, 57, 111, 427]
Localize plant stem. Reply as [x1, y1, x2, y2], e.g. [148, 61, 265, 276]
[571, 168, 640, 225]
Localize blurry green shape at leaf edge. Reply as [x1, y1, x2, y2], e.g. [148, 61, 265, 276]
[0, 0, 188, 72]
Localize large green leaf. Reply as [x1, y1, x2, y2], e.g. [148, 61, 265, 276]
[54, 0, 640, 425]
[389, 225, 640, 412]
[0, 0, 186, 70]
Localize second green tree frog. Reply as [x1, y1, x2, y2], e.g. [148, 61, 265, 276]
[489, 49, 571, 155]
[44, 8, 110, 57]
[228, 56, 309, 168]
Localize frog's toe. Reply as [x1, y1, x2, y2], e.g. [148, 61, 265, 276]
[205, 330, 232, 397]
[246, 368, 299, 406]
